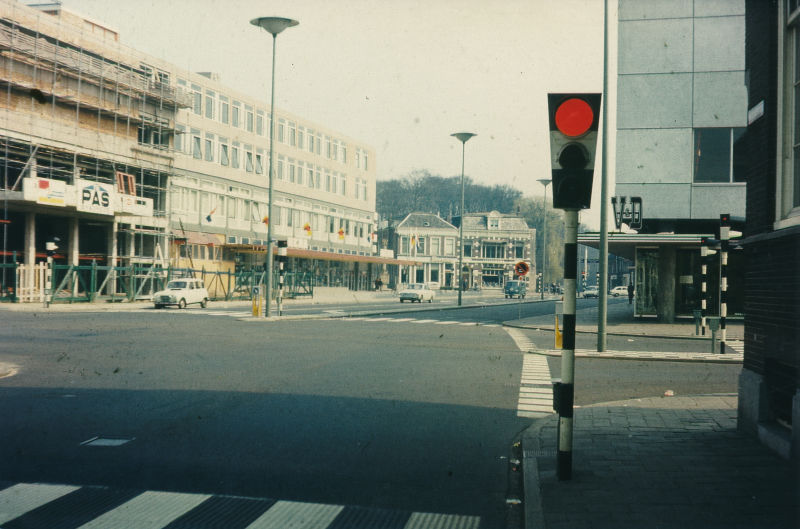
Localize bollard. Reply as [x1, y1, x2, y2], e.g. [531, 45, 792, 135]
[693, 310, 702, 336]
[707, 317, 721, 354]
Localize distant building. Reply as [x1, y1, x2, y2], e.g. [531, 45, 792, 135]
[738, 0, 799, 462]
[381, 211, 535, 290]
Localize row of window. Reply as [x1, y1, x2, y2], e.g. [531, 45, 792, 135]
[174, 126, 368, 202]
[399, 237, 525, 259]
[177, 78, 369, 170]
[173, 187, 372, 237]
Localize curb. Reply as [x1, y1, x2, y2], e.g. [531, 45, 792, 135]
[524, 349, 743, 364]
[502, 322, 742, 342]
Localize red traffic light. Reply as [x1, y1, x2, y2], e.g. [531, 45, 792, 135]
[555, 98, 594, 137]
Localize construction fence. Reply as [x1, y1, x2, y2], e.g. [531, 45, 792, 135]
[0, 262, 313, 303]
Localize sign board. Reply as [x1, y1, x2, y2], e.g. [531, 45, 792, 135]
[514, 261, 530, 276]
[77, 179, 115, 215]
[23, 177, 66, 206]
[611, 196, 642, 230]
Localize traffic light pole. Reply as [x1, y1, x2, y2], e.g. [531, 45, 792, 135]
[557, 209, 579, 480]
[597, 0, 612, 352]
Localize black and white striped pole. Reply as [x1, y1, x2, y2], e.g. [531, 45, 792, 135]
[277, 240, 288, 316]
[558, 210, 579, 479]
[547, 92, 601, 481]
[700, 237, 708, 336]
[719, 214, 730, 354]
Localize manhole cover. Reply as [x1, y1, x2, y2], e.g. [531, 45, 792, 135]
[81, 437, 134, 447]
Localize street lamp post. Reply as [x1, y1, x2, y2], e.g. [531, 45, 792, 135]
[250, 16, 298, 318]
[537, 178, 551, 299]
[451, 132, 476, 307]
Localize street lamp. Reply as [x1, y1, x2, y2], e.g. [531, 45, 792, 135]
[537, 178, 551, 299]
[250, 16, 298, 317]
[451, 132, 476, 307]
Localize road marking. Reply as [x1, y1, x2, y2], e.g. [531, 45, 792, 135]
[434, 321, 460, 325]
[0, 482, 481, 528]
[0, 484, 79, 524]
[505, 328, 553, 418]
[412, 319, 437, 324]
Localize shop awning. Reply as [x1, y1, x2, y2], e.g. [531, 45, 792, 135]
[220, 243, 421, 266]
[577, 233, 709, 261]
[170, 229, 222, 246]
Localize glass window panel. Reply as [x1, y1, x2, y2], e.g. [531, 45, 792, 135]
[694, 129, 730, 183]
[246, 152, 254, 172]
[220, 144, 229, 166]
[732, 128, 747, 183]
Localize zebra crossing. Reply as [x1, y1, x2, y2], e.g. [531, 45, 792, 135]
[343, 317, 501, 327]
[0, 482, 481, 529]
[505, 328, 555, 418]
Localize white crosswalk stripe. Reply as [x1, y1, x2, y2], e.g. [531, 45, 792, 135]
[0, 482, 481, 528]
[505, 327, 554, 418]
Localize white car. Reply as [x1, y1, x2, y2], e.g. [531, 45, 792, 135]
[153, 278, 209, 309]
[399, 283, 436, 303]
[609, 286, 630, 297]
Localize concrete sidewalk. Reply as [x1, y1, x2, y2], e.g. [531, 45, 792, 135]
[523, 394, 797, 528]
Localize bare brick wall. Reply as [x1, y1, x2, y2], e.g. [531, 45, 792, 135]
[743, 1, 800, 385]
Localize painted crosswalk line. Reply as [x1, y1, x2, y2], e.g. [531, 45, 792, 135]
[0, 483, 481, 529]
[505, 327, 554, 418]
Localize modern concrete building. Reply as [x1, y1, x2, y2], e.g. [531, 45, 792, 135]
[582, 0, 748, 321]
[0, 0, 388, 300]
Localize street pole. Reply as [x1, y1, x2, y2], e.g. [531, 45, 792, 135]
[250, 17, 298, 318]
[537, 179, 551, 299]
[452, 132, 475, 307]
[719, 214, 730, 354]
[597, 0, 611, 351]
[557, 209, 579, 480]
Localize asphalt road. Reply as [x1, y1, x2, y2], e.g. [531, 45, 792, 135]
[0, 301, 741, 527]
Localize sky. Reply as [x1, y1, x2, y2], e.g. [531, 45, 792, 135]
[61, 0, 612, 229]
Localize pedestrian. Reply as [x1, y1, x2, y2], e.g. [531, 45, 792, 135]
[375, 277, 382, 291]
[628, 282, 634, 305]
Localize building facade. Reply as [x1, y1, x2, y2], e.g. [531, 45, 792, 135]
[738, 0, 799, 462]
[582, 0, 749, 321]
[382, 212, 535, 290]
[0, 0, 385, 300]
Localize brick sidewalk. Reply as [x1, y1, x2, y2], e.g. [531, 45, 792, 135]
[523, 395, 797, 528]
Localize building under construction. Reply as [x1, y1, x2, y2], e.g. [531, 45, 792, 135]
[0, 1, 397, 303]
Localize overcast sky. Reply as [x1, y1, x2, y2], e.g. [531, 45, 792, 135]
[62, 0, 611, 228]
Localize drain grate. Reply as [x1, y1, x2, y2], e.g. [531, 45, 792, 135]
[524, 450, 556, 458]
[80, 437, 134, 447]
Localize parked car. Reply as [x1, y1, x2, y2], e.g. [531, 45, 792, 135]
[609, 286, 629, 297]
[153, 279, 209, 309]
[583, 286, 599, 298]
[399, 283, 435, 303]
[504, 280, 527, 299]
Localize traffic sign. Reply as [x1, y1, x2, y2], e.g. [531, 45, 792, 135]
[514, 261, 529, 276]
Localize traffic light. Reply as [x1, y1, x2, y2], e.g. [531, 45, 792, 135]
[547, 93, 602, 210]
[45, 238, 59, 258]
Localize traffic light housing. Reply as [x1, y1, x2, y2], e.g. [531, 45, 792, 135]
[547, 93, 602, 210]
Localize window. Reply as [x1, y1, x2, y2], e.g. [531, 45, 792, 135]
[289, 122, 296, 146]
[307, 165, 315, 187]
[246, 105, 254, 133]
[219, 137, 229, 166]
[489, 218, 499, 229]
[445, 238, 455, 256]
[277, 156, 284, 179]
[190, 83, 202, 116]
[205, 90, 215, 120]
[315, 168, 322, 189]
[191, 128, 202, 159]
[316, 133, 322, 155]
[482, 243, 505, 259]
[341, 142, 347, 164]
[228, 197, 237, 219]
[298, 126, 305, 150]
[326, 136, 332, 158]
[220, 95, 229, 125]
[333, 140, 339, 161]
[245, 147, 254, 173]
[417, 237, 426, 254]
[297, 161, 305, 185]
[255, 151, 264, 175]
[693, 128, 746, 183]
[430, 237, 440, 256]
[286, 208, 294, 227]
[274, 206, 282, 226]
[307, 129, 315, 153]
[231, 142, 240, 169]
[784, 2, 800, 216]
[325, 170, 331, 192]
[257, 110, 265, 136]
[340, 175, 346, 196]
[363, 152, 368, 171]
[355, 178, 367, 201]
[204, 133, 214, 162]
[463, 243, 472, 257]
[289, 159, 296, 183]
[514, 243, 525, 259]
[175, 124, 185, 153]
[278, 119, 286, 143]
[356, 150, 361, 169]
[401, 237, 409, 254]
[232, 101, 241, 128]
